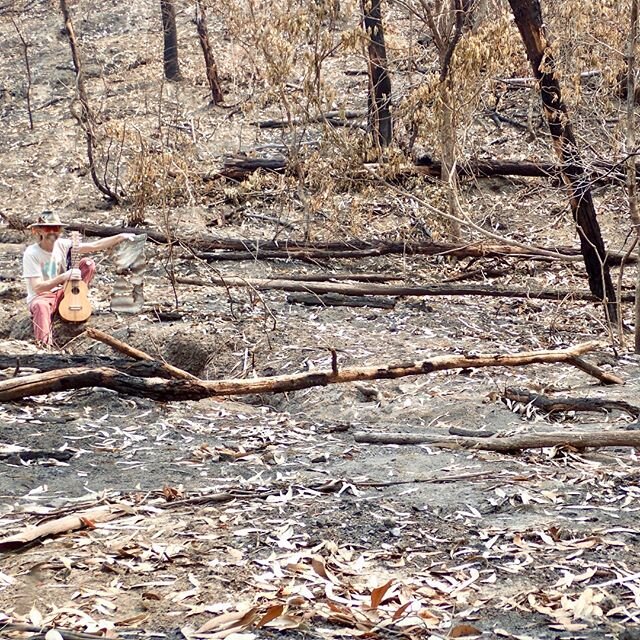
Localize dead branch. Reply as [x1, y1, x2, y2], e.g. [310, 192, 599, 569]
[0, 341, 616, 402]
[10, 16, 33, 130]
[85, 327, 199, 381]
[0, 623, 109, 640]
[286, 292, 397, 309]
[496, 70, 602, 89]
[267, 272, 401, 283]
[0, 504, 128, 552]
[354, 430, 640, 452]
[251, 110, 365, 129]
[59, 0, 120, 201]
[503, 387, 639, 417]
[177, 274, 635, 304]
[195, 0, 223, 104]
[442, 266, 510, 283]
[567, 356, 624, 385]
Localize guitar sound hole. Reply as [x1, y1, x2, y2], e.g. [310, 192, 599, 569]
[72, 286, 79, 294]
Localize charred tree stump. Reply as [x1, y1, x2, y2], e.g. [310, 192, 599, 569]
[508, 0, 618, 322]
[161, 0, 182, 81]
[362, 0, 392, 149]
[195, 0, 223, 104]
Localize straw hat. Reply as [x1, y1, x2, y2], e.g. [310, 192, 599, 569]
[28, 211, 67, 229]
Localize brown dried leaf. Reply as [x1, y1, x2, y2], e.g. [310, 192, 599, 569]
[370, 579, 394, 609]
[392, 601, 412, 621]
[255, 604, 285, 628]
[196, 608, 258, 634]
[449, 622, 483, 637]
[311, 556, 329, 579]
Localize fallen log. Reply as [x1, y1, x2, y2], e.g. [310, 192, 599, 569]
[213, 154, 635, 184]
[177, 274, 635, 304]
[251, 109, 366, 129]
[448, 426, 497, 437]
[218, 156, 289, 179]
[45, 222, 636, 265]
[0, 447, 75, 464]
[353, 430, 640, 452]
[0, 354, 179, 378]
[286, 292, 396, 309]
[0, 449, 75, 465]
[414, 156, 555, 178]
[442, 266, 511, 283]
[503, 387, 639, 417]
[254, 272, 400, 283]
[496, 70, 602, 89]
[0, 341, 616, 402]
[85, 328, 199, 381]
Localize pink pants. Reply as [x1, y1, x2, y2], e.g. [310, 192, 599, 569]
[29, 258, 96, 346]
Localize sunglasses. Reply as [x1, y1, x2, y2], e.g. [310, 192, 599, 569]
[36, 226, 63, 234]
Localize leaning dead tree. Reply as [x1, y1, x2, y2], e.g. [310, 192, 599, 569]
[0, 341, 618, 402]
[160, 0, 182, 81]
[508, 0, 618, 323]
[195, 0, 223, 104]
[362, 0, 392, 149]
[59, 0, 120, 201]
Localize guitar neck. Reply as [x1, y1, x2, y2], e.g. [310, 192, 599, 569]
[70, 231, 81, 269]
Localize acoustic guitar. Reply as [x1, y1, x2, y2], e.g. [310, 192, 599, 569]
[58, 231, 92, 323]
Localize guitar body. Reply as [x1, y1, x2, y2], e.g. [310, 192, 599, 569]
[58, 231, 92, 323]
[59, 279, 92, 323]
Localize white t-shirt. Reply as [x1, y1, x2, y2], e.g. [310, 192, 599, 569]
[22, 238, 72, 304]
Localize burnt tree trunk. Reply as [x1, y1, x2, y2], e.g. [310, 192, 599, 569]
[195, 0, 223, 104]
[361, 0, 392, 149]
[160, 0, 182, 81]
[508, 0, 618, 322]
[626, 0, 640, 352]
